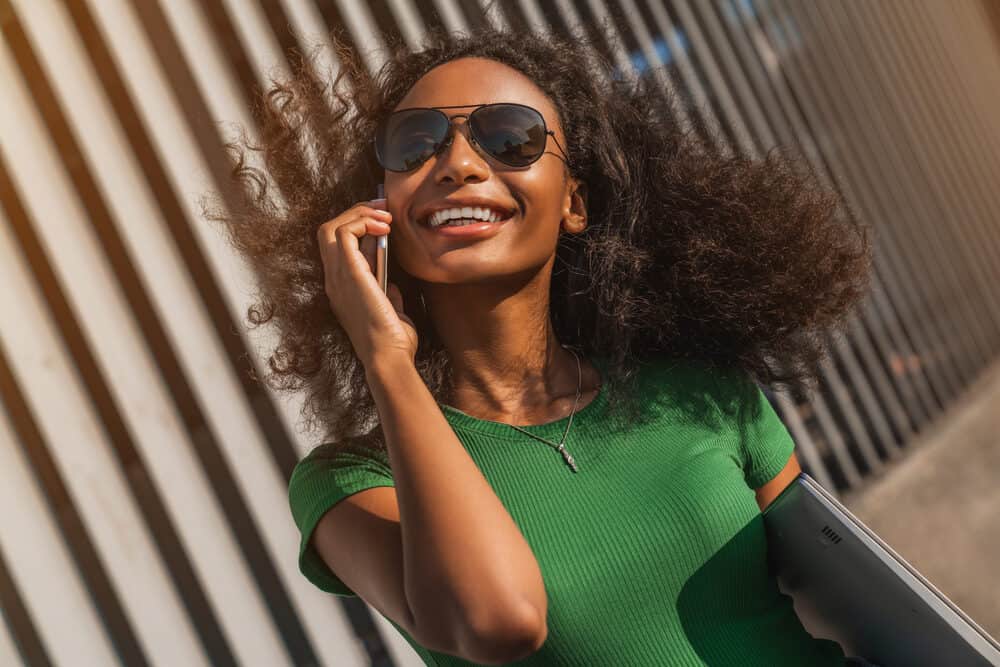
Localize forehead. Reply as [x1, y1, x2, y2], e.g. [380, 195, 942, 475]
[394, 57, 560, 126]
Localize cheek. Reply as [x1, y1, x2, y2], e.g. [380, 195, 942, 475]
[514, 167, 565, 223]
[383, 172, 419, 220]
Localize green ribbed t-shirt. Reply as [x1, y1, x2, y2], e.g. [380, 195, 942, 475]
[288, 356, 848, 665]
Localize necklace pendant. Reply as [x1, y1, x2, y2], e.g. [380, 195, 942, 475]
[556, 443, 579, 473]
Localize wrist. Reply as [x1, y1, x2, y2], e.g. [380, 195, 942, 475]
[364, 352, 417, 386]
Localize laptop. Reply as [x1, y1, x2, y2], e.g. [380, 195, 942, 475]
[761, 472, 1000, 666]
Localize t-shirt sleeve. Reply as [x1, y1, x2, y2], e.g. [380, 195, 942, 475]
[287, 440, 395, 597]
[739, 384, 796, 490]
[659, 357, 797, 490]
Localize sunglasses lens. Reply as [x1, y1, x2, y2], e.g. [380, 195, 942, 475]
[470, 104, 548, 167]
[376, 109, 449, 171]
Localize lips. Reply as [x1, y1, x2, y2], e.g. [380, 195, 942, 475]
[423, 216, 511, 238]
[414, 197, 517, 226]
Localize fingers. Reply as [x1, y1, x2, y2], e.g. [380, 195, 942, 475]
[317, 207, 391, 260]
[357, 202, 391, 218]
[321, 204, 391, 233]
[359, 235, 377, 274]
[334, 218, 388, 257]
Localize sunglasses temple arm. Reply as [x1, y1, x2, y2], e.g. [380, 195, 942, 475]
[548, 131, 570, 164]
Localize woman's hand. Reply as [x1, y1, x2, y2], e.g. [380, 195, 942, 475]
[317, 198, 417, 368]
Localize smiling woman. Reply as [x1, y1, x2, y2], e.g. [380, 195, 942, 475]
[203, 24, 872, 667]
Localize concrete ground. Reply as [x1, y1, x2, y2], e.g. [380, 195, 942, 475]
[841, 358, 1000, 641]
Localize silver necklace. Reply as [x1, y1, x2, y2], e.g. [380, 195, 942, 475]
[503, 348, 582, 473]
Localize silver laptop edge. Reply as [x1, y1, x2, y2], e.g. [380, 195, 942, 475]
[798, 473, 1000, 654]
[764, 472, 1000, 664]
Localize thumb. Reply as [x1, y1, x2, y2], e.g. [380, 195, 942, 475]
[359, 235, 377, 274]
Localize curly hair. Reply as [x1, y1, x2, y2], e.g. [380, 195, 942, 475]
[202, 25, 872, 451]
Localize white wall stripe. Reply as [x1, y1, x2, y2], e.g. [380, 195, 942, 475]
[4, 2, 289, 663]
[335, 0, 388, 74]
[0, 32, 209, 667]
[0, 596, 23, 667]
[220, 0, 292, 85]
[157, 0, 259, 136]
[642, 0, 730, 151]
[433, 0, 469, 34]
[387, 0, 428, 50]
[280, 0, 347, 92]
[670, 0, 756, 154]
[0, 278, 118, 667]
[517, 0, 549, 33]
[553, 0, 588, 40]
[617, 0, 705, 146]
[479, 0, 509, 30]
[584, 0, 642, 88]
[156, 0, 291, 217]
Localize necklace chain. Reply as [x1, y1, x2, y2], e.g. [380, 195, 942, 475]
[503, 348, 582, 473]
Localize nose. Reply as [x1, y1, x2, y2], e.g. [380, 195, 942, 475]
[432, 118, 490, 185]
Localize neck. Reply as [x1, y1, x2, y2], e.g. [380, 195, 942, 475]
[421, 266, 594, 425]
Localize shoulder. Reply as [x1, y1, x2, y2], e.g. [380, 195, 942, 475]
[293, 430, 392, 476]
[288, 431, 394, 519]
[639, 355, 759, 419]
[287, 431, 397, 597]
[639, 355, 794, 489]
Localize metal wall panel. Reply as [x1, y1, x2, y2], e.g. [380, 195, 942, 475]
[0, 319, 119, 667]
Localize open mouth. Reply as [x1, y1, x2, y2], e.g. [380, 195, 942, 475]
[420, 205, 516, 228]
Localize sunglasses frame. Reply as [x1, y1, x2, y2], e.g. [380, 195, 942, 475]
[374, 102, 570, 172]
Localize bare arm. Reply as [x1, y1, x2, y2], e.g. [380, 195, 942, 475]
[365, 353, 548, 662]
[754, 451, 802, 512]
[312, 202, 547, 663]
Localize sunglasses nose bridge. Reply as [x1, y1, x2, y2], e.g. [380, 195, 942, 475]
[442, 113, 478, 147]
[437, 115, 485, 161]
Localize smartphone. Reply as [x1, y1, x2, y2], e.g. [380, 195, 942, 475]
[375, 183, 388, 294]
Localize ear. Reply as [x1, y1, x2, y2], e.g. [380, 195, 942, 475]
[561, 178, 588, 234]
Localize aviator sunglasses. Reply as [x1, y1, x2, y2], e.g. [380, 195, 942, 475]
[374, 102, 570, 172]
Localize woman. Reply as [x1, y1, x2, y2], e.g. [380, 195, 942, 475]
[207, 24, 875, 666]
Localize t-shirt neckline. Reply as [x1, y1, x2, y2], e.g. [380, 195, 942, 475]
[438, 355, 610, 440]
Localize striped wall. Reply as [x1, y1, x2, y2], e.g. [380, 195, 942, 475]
[1, 1, 998, 665]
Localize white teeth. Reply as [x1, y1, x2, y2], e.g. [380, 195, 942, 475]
[427, 206, 508, 226]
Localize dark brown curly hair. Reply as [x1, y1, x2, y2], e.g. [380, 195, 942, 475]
[202, 25, 872, 451]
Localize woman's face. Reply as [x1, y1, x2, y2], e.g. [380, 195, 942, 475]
[383, 57, 585, 288]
